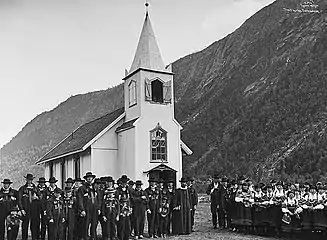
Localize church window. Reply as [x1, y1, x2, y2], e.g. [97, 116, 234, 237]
[128, 80, 137, 107]
[150, 124, 167, 162]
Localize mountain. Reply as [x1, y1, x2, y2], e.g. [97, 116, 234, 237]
[1, 0, 327, 187]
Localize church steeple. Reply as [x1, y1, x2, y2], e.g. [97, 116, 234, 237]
[128, 8, 165, 74]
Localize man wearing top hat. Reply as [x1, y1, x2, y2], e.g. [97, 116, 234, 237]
[93, 178, 105, 239]
[187, 176, 198, 232]
[172, 177, 191, 235]
[65, 178, 75, 190]
[18, 173, 41, 240]
[217, 177, 229, 229]
[0, 178, 18, 240]
[165, 178, 175, 235]
[46, 177, 61, 201]
[101, 176, 119, 240]
[47, 188, 64, 240]
[116, 175, 131, 240]
[131, 180, 147, 239]
[144, 176, 160, 238]
[63, 186, 75, 240]
[206, 174, 220, 229]
[36, 177, 48, 240]
[77, 172, 99, 240]
[73, 178, 84, 240]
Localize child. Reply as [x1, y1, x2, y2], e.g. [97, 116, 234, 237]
[63, 187, 75, 240]
[6, 206, 22, 240]
[102, 188, 120, 240]
[118, 197, 132, 240]
[47, 188, 65, 240]
[158, 196, 170, 238]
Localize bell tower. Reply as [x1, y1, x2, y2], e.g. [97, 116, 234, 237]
[119, 3, 183, 185]
[122, 6, 175, 122]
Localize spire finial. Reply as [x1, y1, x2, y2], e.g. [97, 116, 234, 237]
[145, 0, 149, 15]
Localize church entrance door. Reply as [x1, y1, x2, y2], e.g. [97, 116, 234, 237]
[146, 164, 177, 188]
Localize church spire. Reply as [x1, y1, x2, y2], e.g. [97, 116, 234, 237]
[129, 3, 165, 74]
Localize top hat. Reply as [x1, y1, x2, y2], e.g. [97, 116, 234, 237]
[1, 179, 13, 184]
[93, 178, 103, 184]
[83, 172, 96, 179]
[37, 177, 47, 183]
[93, 178, 102, 184]
[65, 178, 74, 184]
[105, 176, 115, 183]
[135, 180, 143, 185]
[24, 174, 35, 180]
[74, 178, 83, 182]
[48, 177, 58, 183]
[179, 177, 188, 183]
[120, 175, 130, 183]
[148, 176, 158, 183]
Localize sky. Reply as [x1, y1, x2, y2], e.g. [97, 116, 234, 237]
[0, 0, 275, 148]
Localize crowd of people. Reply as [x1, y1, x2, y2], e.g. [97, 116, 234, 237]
[0, 172, 198, 240]
[206, 174, 327, 238]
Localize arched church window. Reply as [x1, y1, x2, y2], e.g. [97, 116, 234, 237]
[151, 80, 163, 103]
[128, 80, 137, 107]
[150, 124, 167, 162]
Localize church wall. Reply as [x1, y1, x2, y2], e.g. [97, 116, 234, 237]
[134, 118, 182, 188]
[80, 150, 91, 176]
[44, 163, 50, 180]
[66, 156, 74, 179]
[117, 127, 136, 180]
[91, 121, 122, 178]
[54, 160, 61, 187]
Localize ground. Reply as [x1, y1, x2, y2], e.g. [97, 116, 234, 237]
[167, 201, 280, 240]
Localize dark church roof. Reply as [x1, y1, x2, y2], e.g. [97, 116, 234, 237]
[37, 107, 125, 164]
[116, 118, 138, 133]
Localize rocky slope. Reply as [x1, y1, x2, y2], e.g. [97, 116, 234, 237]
[1, 0, 327, 187]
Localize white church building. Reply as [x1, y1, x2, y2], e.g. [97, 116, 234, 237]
[37, 10, 193, 188]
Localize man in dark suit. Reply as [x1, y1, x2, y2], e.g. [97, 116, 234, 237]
[77, 172, 99, 240]
[187, 177, 198, 232]
[217, 177, 229, 229]
[206, 174, 220, 229]
[0, 179, 18, 240]
[18, 174, 41, 240]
